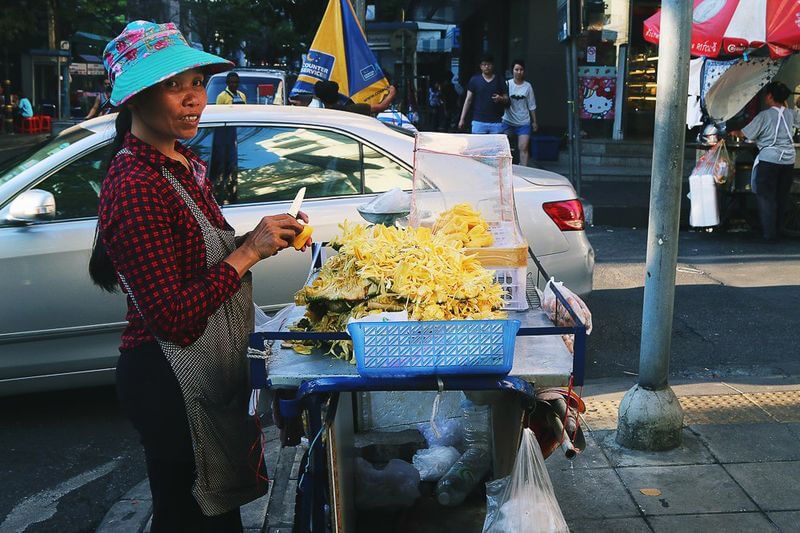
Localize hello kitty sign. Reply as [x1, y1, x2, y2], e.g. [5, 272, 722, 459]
[578, 66, 616, 120]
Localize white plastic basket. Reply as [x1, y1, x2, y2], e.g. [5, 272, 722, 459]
[491, 267, 529, 311]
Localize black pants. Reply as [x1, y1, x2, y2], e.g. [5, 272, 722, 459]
[116, 342, 243, 533]
[754, 161, 794, 240]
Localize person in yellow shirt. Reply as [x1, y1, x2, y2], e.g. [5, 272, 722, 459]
[215, 72, 246, 105]
[212, 72, 246, 203]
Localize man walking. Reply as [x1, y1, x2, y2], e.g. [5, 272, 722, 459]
[458, 54, 508, 134]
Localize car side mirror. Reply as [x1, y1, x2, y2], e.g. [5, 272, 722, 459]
[7, 189, 56, 223]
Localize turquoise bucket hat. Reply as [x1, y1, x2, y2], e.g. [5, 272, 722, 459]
[103, 20, 233, 106]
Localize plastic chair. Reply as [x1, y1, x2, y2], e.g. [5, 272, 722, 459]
[37, 115, 51, 133]
[18, 117, 39, 134]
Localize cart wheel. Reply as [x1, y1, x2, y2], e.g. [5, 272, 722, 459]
[780, 191, 800, 238]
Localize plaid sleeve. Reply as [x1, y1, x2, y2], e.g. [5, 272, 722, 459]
[106, 173, 241, 346]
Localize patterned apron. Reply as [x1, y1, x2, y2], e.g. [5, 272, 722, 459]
[116, 149, 266, 516]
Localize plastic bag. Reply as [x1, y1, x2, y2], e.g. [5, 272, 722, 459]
[412, 445, 461, 481]
[359, 187, 411, 213]
[692, 139, 733, 186]
[418, 417, 464, 449]
[355, 457, 421, 509]
[483, 429, 569, 533]
[538, 278, 592, 353]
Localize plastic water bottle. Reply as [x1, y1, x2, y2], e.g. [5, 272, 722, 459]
[435, 447, 491, 506]
[461, 400, 491, 450]
[436, 400, 492, 506]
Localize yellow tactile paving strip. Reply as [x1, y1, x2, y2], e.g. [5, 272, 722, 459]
[582, 390, 800, 430]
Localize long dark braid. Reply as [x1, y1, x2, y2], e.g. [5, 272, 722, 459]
[88, 107, 132, 292]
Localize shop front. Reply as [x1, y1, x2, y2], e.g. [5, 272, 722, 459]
[69, 31, 112, 118]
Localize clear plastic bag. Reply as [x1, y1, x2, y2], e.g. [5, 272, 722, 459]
[482, 428, 569, 533]
[412, 445, 461, 481]
[538, 278, 592, 353]
[692, 139, 733, 186]
[355, 457, 421, 509]
[418, 417, 465, 449]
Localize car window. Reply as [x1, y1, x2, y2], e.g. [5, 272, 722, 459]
[0, 127, 95, 186]
[192, 126, 363, 205]
[206, 75, 284, 105]
[34, 143, 114, 221]
[363, 146, 413, 193]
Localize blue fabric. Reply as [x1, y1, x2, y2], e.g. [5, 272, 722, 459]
[467, 74, 507, 122]
[471, 120, 504, 134]
[18, 98, 33, 117]
[340, 0, 385, 97]
[502, 121, 532, 136]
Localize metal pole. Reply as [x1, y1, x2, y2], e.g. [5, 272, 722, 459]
[353, 0, 366, 29]
[565, 44, 575, 188]
[616, 0, 692, 451]
[571, 38, 582, 197]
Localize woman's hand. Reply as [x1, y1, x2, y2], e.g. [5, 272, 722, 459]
[245, 214, 305, 259]
[224, 214, 305, 278]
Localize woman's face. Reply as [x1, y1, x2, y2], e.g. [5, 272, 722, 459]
[513, 64, 525, 81]
[131, 68, 207, 141]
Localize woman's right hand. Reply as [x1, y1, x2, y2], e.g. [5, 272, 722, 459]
[224, 214, 304, 278]
[244, 214, 305, 259]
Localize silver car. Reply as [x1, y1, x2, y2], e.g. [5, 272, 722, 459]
[0, 106, 594, 396]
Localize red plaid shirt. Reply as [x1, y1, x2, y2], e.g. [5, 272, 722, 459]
[98, 132, 241, 349]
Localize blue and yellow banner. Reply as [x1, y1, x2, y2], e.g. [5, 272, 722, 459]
[291, 0, 390, 105]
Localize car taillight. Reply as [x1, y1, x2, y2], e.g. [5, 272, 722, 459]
[542, 199, 586, 231]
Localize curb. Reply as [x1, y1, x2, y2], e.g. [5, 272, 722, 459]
[96, 479, 152, 533]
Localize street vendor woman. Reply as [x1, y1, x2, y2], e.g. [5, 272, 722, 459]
[729, 81, 798, 241]
[88, 21, 308, 532]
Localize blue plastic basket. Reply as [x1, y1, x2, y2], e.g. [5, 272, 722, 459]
[346, 319, 521, 378]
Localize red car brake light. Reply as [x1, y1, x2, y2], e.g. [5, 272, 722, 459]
[542, 199, 586, 231]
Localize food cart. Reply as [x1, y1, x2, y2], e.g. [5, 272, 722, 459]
[247, 134, 588, 532]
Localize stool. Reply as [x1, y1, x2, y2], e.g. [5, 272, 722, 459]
[37, 115, 51, 133]
[17, 117, 39, 134]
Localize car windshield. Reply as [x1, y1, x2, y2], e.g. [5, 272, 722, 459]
[207, 75, 283, 105]
[0, 127, 96, 187]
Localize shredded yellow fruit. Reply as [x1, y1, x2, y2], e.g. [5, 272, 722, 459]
[289, 219, 506, 361]
[432, 203, 494, 248]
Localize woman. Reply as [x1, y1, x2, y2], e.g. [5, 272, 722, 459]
[84, 79, 113, 119]
[89, 21, 308, 532]
[502, 59, 538, 167]
[729, 81, 797, 241]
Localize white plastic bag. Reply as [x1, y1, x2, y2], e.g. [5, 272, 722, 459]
[482, 429, 569, 533]
[355, 457, 421, 509]
[412, 445, 461, 481]
[538, 278, 592, 353]
[359, 187, 411, 213]
[418, 418, 464, 449]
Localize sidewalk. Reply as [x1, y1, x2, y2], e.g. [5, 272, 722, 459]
[98, 374, 800, 532]
[549, 375, 800, 532]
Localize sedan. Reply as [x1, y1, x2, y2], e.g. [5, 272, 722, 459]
[0, 105, 594, 395]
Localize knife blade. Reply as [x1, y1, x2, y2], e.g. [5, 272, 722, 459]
[287, 187, 306, 218]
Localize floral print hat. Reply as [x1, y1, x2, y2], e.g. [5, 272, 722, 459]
[103, 20, 232, 107]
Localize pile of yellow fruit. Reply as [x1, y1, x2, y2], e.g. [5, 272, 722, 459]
[287, 217, 505, 361]
[432, 203, 494, 248]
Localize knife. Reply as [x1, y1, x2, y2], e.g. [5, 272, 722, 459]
[287, 187, 306, 218]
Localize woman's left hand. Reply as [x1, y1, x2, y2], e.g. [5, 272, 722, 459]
[296, 210, 312, 252]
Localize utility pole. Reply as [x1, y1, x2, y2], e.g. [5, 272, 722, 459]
[353, 0, 366, 29]
[616, 0, 692, 451]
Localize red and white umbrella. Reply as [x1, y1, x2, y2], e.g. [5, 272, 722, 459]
[644, 0, 800, 58]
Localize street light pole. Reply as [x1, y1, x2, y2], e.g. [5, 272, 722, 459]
[616, 0, 692, 451]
